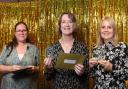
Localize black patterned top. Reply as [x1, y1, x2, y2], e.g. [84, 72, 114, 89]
[91, 42, 128, 89]
[44, 40, 88, 89]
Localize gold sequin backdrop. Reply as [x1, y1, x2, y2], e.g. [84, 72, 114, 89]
[40, 0, 128, 88]
[0, 0, 128, 89]
[0, 0, 40, 49]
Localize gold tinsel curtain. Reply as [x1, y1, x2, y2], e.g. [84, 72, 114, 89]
[0, 0, 128, 89]
[40, 0, 128, 89]
[40, 0, 128, 56]
[0, 0, 40, 50]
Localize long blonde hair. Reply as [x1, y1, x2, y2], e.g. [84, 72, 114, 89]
[96, 16, 118, 47]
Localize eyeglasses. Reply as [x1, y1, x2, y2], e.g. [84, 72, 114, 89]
[16, 30, 27, 32]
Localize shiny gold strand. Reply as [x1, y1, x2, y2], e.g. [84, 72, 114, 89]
[0, 0, 127, 89]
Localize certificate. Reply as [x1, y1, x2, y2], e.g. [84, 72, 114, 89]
[55, 52, 84, 69]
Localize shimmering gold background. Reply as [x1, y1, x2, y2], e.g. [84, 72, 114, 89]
[0, 0, 128, 89]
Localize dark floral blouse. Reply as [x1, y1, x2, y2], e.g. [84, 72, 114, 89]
[91, 42, 128, 89]
[44, 40, 88, 89]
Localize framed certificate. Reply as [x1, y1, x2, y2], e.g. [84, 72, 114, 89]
[54, 52, 84, 69]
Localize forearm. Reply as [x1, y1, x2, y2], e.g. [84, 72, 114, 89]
[34, 66, 39, 73]
[0, 65, 12, 73]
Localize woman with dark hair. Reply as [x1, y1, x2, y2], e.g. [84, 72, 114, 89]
[0, 22, 39, 89]
[44, 12, 88, 89]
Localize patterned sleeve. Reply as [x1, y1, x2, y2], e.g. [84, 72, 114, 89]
[44, 46, 55, 80]
[124, 44, 128, 80]
[76, 43, 89, 88]
[29, 44, 39, 66]
[0, 45, 9, 65]
[81, 44, 89, 74]
[34, 47, 39, 66]
[111, 43, 128, 80]
[89, 48, 98, 77]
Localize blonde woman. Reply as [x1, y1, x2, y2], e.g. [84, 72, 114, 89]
[89, 16, 128, 89]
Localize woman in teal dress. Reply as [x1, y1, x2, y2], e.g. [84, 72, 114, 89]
[0, 22, 39, 89]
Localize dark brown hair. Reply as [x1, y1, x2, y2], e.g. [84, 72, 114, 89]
[6, 21, 32, 56]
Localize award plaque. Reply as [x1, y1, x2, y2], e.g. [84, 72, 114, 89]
[55, 52, 84, 69]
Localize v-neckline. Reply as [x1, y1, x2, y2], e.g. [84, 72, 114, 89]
[58, 39, 75, 53]
[15, 44, 28, 61]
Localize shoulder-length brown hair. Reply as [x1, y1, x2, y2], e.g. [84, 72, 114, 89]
[96, 16, 118, 47]
[57, 12, 78, 38]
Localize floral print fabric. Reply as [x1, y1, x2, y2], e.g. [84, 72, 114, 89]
[91, 42, 128, 89]
[44, 40, 89, 89]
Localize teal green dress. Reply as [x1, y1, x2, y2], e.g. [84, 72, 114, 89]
[0, 43, 39, 89]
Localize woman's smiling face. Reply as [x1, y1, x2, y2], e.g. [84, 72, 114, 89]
[100, 20, 114, 41]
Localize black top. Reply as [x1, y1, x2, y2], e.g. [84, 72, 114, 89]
[44, 40, 89, 89]
[91, 42, 128, 89]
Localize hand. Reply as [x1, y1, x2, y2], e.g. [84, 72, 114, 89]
[11, 65, 22, 72]
[74, 64, 85, 76]
[98, 60, 112, 71]
[44, 56, 53, 69]
[26, 66, 37, 73]
[89, 58, 98, 68]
